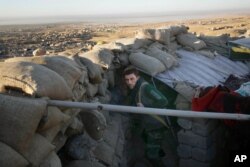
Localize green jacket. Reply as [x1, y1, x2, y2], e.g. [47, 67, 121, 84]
[127, 78, 168, 108]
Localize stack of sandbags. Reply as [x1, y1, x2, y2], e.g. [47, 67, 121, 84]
[145, 46, 178, 69]
[129, 52, 166, 76]
[0, 61, 72, 100]
[115, 38, 153, 51]
[0, 94, 60, 167]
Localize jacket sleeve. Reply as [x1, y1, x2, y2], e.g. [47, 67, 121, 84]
[140, 84, 168, 108]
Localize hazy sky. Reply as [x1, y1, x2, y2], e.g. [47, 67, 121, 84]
[0, 0, 250, 18]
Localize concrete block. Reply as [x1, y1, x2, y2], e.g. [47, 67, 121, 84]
[177, 144, 192, 158]
[177, 130, 212, 149]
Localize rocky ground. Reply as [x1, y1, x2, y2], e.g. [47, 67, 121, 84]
[0, 15, 249, 59]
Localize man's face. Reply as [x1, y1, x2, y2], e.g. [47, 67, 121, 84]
[124, 73, 139, 89]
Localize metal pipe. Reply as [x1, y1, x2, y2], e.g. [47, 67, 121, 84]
[47, 100, 250, 121]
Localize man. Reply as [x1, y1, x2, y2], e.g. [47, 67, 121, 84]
[123, 67, 168, 108]
[123, 66, 170, 163]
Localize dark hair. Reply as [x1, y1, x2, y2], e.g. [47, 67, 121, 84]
[123, 67, 139, 77]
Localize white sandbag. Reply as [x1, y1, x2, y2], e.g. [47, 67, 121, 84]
[146, 46, 177, 69]
[0, 62, 72, 100]
[129, 52, 166, 76]
[78, 48, 114, 69]
[40, 151, 62, 167]
[155, 29, 171, 45]
[0, 142, 29, 167]
[115, 38, 152, 50]
[0, 94, 46, 152]
[177, 33, 206, 50]
[93, 42, 127, 52]
[173, 81, 196, 102]
[21, 134, 55, 167]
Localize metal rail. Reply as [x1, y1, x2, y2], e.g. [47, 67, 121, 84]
[47, 100, 250, 121]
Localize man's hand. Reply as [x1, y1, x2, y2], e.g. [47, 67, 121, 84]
[137, 103, 144, 107]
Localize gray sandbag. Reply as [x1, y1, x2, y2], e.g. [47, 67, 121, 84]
[78, 48, 114, 69]
[5, 56, 84, 90]
[0, 62, 72, 100]
[65, 117, 84, 137]
[155, 29, 171, 45]
[0, 94, 46, 153]
[115, 38, 153, 50]
[117, 52, 130, 66]
[98, 79, 108, 96]
[129, 52, 166, 76]
[92, 141, 115, 166]
[86, 82, 98, 97]
[40, 151, 62, 167]
[52, 132, 68, 153]
[146, 46, 178, 69]
[175, 94, 191, 110]
[173, 81, 196, 102]
[37, 106, 71, 132]
[21, 134, 55, 167]
[0, 142, 29, 167]
[170, 25, 188, 36]
[106, 70, 115, 88]
[77, 56, 103, 84]
[80, 110, 107, 141]
[177, 33, 206, 50]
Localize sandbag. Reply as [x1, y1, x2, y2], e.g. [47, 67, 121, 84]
[129, 52, 166, 76]
[37, 106, 71, 132]
[21, 134, 55, 167]
[77, 56, 103, 84]
[40, 151, 62, 167]
[80, 110, 107, 141]
[86, 83, 98, 97]
[115, 38, 152, 50]
[39, 124, 62, 142]
[66, 160, 106, 167]
[155, 29, 171, 45]
[146, 46, 177, 69]
[106, 70, 115, 88]
[78, 48, 114, 69]
[177, 33, 206, 50]
[92, 142, 114, 166]
[0, 94, 46, 152]
[0, 142, 29, 167]
[0, 62, 72, 100]
[6, 56, 84, 90]
[93, 42, 127, 52]
[173, 81, 196, 102]
[65, 117, 84, 136]
[135, 29, 156, 40]
[98, 79, 108, 96]
[170, 25, 188, 36]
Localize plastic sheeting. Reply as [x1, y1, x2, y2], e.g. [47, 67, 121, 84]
[156, 50, 250, 87]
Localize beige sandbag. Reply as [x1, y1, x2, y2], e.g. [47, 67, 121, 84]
[65, 117, 84, 136]
[146, 46, 177, 69]
[52, 132, 68, 152]
[115, 38, 152, 50]
[37, 106, 71, 132]
[7, 56, 84, 90]
[80, 110, 107, 141]
[0, 62, 72, 100]
[0, 94, 46, 152]
[155, 29, 171, 45]
[21, 134, 55, 167]
[177, 33, 206, 50]
[135, 29, 155, 40]
[0, 142, 29, 167]
[78, 48, 114, 69]
[40, 151, 62, 167]
[129, 52, 166, 76]
[77, 56, 103, 84]
[39, 124, 62, 142]
[86, 82, 98, 97]
[98, 79, 108, 96]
